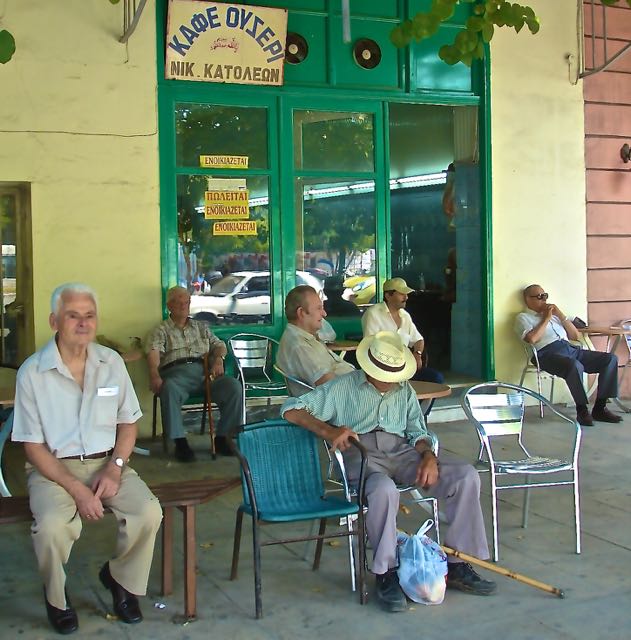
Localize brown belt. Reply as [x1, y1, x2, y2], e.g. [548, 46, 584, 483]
[159, 357, 204, 373]
[61, 449, 113, 461]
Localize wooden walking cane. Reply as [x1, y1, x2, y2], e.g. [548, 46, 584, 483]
[442, 545, 565, 598]
[203, 353, 216, 459]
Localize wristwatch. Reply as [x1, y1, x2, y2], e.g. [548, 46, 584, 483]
[111, 456, 125, 469]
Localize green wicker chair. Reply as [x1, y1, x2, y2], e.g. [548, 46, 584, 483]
[229, 418, 367, 618]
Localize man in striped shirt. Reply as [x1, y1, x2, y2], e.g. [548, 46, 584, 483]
[282, 331, 495, 612]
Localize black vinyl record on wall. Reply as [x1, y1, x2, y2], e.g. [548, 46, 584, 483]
[285, 32, 308, 64]
[353, 38, 381, 69]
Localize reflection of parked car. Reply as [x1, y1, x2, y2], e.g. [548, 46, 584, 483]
[343, 275, 376, 306]
[189, 271, 323, 323]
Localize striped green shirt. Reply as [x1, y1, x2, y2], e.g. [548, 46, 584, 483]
[280, 369, 432, 447]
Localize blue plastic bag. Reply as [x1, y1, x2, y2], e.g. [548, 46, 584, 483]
[397, 519, 448, 605]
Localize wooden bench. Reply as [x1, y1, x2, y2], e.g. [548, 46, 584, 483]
[0, 476, 240, 620]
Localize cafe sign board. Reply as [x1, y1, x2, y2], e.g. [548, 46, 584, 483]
[165, 0, 287, 86]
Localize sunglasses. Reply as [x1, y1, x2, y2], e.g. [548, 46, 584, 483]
[528, 292, 549, 300]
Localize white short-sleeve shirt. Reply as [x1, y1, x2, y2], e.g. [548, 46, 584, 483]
[12, 339, 142, 458]
[361, 302, 423, 348]
[514, 309, 568, 351]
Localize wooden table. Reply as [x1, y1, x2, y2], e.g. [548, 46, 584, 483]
[578, 326, 631, 412]
[410, 381, 452, 401]
[410, 381, 452, 420]
[326, 340, 359, 360]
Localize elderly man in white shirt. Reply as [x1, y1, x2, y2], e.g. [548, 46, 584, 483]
[12, 283, 162, 635]
[361, 277, 444, 413]
[515, 283, 621, 426]
[276, 285, 354, 396]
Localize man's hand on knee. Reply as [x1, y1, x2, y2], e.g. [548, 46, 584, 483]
[415, 451, 439, 489]
[92, 464, 123, 501]
[73, 484, 105, 520]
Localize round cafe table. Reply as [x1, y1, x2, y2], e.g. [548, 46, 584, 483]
[409, 381, 452, 420]
[410, 380, 452, 401]
[326, 340, 359, 360]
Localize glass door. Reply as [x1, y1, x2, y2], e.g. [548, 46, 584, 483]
[287, 102, 386, 325]
[165, 97, 282, 330]
[0, 183, 34, 365]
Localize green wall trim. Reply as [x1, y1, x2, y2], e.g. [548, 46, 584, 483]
[479, 46, 494, 381]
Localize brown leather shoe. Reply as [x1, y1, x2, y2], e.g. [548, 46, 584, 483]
[44, 588, 78, 635]
[99, 562, 142, 624]
[592, 406, 623, 423]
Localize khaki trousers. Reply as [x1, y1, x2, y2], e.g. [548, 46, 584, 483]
[27, 458, 163, 610]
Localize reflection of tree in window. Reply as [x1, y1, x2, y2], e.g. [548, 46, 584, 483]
[175, 104, 268, 169]
[298, 113, 374, 173]
[302, 194, 375, 276]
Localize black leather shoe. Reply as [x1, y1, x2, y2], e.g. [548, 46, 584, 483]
[44, 588, 79, 635]
[174, 437, 196, 463]
[592, 406, 623, 423]
[375, 569, 408, 612]
[576, 407, 594, 427]
[447, 562, 497, 595]
[214, 436, 234, 457]
[99, 562, 143, 624]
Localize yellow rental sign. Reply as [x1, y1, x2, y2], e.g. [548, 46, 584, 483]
[200, 155, 249, 169]
[205, 189, 250, 219]
[165, 0, 287, 86]
[213, 220, 257, 235]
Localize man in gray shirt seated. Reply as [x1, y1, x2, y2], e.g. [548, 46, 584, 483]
[281, 331, 496, 612]
[276, 285, 354, 396]
[515, 283, 621, 426]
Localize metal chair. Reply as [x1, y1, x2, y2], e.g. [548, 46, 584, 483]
[229, 333, 287, 422]
[229, 418, 367, 618]
[618, 319, 631, 389]
[273, 363, 314, 397]
[518, 342, 557, 418]
[462, 381, 582, 562]
[0, 411, 14, 497]
[151, 353, 216, 458]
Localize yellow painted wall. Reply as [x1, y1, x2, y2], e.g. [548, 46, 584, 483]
[0, 0, 161, 425]
[490, 0, 586, 398]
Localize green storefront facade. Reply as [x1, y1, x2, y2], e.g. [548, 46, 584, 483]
[156, 0, 493, 382]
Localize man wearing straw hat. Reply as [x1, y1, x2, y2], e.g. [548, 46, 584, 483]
[281, 331, 495, 612]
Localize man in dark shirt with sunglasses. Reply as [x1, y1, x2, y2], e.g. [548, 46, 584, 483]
[515, 284, 621, 426]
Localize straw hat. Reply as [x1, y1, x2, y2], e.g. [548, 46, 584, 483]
[356, 331, 417, 383]
[382, 277, 414, 294]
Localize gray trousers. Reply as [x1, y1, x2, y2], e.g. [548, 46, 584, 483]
[536, 340, 619, 406]
[343, 431, 489, 575]
[159, 362, 243, 438]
